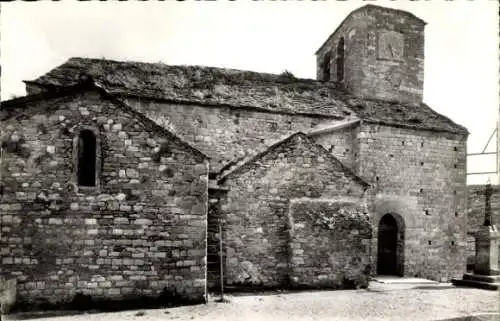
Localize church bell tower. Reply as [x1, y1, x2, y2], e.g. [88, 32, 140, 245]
[316, 5, 426, 106]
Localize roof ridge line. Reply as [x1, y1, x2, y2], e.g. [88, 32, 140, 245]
[94, 81, 209, 161]
[38, 57, 328, 85]
[307, 118, 361, 136]
[217, 131, 370, 188]
[217, 132, 307, 181]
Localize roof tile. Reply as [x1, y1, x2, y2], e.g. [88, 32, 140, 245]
[29, 57, 468, 135]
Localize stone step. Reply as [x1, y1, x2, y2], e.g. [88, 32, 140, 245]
[462, 273, 500, 283]
[371, 276, 438, 284]
[451, 278, 500, 290]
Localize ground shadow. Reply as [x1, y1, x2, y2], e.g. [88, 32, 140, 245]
[7, 289, 202, 320]
[433, 314, 500, 321]
[411, 285, 457, 290]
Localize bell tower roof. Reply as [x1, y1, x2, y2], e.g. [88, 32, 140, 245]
[315, 4, 426, 55]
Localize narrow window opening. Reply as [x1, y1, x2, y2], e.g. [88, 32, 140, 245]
[455, 212, 459, 217]
[322, 51, 331, 81]
[336, 38, 345, 82]
[420, 162, 424, 166]
[451, 241, 455, 246]
[453, 146, 458, 151]
[419, 188, 424, 193]
[428, 240, 432, 245]
[425, 210, 430, 216]
[402, 141, 405, 146]
[233, 112, 240, 125]
[421, 142, 424, 147]
[78, 130, 97, 187]
[375, 176, 379, 181]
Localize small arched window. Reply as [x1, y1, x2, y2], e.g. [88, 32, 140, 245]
[336, 37, 345, 82]
[77, 130, 97, 186]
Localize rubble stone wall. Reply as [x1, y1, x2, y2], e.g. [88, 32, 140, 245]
[287, 200, 372, 288]
[466, 184, 500, 268]
[0, 90, 208, 307]
[467, 185, 500, 233]
[123, 98, 350, 172]
[219, 134, 368, 288]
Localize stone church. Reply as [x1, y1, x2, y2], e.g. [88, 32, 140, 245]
[0, 4, 468, 308]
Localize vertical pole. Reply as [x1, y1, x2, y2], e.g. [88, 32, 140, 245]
[497, 120, 500, 184]
[484, 181, 492, 226]
[219, 222, 224, 301]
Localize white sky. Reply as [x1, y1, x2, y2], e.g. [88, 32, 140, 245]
[1, 0, 498, 184]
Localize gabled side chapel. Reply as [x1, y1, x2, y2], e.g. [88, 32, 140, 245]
[0, 4, 468, 308]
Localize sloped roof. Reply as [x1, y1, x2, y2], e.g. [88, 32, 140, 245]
[27, 57, 468, 135]
[315, 4, 426, 55]
[343, 96, 468, 135]
[218, 132, 369, 187]
[1, 80, 208, 161]
[29, 57, 351, 119]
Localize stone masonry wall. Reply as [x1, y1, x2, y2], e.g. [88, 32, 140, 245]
[311, 126, 358, 170]
[467, 184, 500, 268]
[288, 199, 372, 289]
[467, 185, 500, 232]
[123, 98, 351, 173]
[317, 6, 425, 105]
[219, 134, 367, 288]
[357, 123, 467, 281]
[0, 89, 208, 307]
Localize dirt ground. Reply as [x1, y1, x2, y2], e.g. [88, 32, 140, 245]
[4, 282, 500, 321]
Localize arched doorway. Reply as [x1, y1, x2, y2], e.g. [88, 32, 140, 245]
[377, 214, 404, 276]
